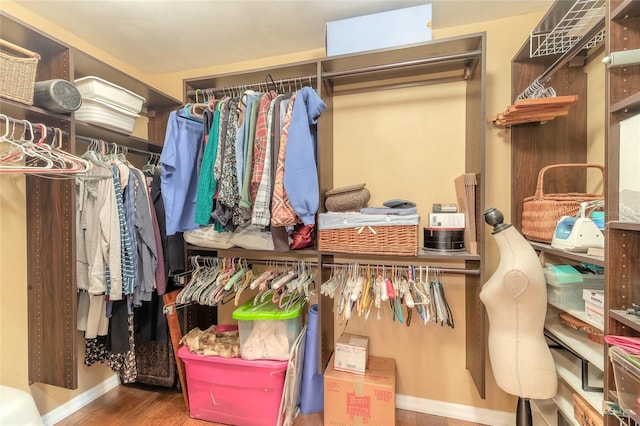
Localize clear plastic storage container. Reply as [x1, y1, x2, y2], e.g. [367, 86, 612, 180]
[609, 345, 640, 423]
[544, 265, 604, 311]
[232, 296, 303, 361]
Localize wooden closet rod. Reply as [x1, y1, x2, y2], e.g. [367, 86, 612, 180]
[321, 50, 482, 80]
[322, 263, 480, 276]
[75, 135, 158, 157]
[186, 74, 317, 98]
[187, 255, 479, 276]
[186, 48, 482, 97]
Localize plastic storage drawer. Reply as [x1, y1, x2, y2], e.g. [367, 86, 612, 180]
[544, 267, 604, 311]
[74, 76, 146, 113]
[178, 346, 287, 426]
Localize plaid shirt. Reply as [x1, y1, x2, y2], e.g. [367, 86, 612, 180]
[250, 91, 278, 203]
[251, 96, 278, 227]
[271, 94, 300, 227]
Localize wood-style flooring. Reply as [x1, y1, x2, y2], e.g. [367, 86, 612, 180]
[54, 383, 484, 426]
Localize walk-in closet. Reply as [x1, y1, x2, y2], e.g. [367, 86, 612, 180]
[1, 1, 638, 425]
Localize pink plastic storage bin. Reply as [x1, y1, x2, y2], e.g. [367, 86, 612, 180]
[178, 345, 288, 426]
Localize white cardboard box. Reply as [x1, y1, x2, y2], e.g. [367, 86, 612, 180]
[428, 213, 465, 229]
[583, 289, 605, 327]
[326, 4, 432, 56]
[334, 333, 369, 375]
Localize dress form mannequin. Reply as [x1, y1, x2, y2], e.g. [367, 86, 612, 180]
[480, 208, 557, 425]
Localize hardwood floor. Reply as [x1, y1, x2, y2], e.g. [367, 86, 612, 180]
[54, 383, 484, 426]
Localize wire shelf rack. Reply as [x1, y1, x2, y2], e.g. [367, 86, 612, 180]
[530, 0, 606, 58]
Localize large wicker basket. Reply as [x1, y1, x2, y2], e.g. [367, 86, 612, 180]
[521, 163, 604, 243]
[0, 39, 40, 105]
[318, 213, 419, 256]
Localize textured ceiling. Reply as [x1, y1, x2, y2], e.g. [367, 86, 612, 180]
[14, 0, 553, 73]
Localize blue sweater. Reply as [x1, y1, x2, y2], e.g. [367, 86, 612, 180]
[284, 87, 327, 225]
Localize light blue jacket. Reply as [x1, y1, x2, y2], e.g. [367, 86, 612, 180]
[284, 87, 326, 225]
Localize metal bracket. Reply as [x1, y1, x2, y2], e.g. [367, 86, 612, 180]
[545, 330, 604, 393]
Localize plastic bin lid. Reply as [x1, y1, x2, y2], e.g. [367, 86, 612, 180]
[232, 296, 304, 321]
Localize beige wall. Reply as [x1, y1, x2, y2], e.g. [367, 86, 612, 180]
[0, 1, 605, 419]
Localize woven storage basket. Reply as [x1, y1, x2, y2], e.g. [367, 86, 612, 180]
[521, 163, 604, 244]
[0, 39, 40, 105]
[318, 213, 419, 256]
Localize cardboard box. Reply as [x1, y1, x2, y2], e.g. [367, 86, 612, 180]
[428, 213, 465, 229]
[326, 4, 432, 56]
[324, 354, 396, 426]
[583, 289, 605, 327]
[334, 333, 369, 375]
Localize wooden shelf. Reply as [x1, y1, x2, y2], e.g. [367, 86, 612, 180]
[0, 99, 73, 124]
[609, 221, 640, 232]
[546, 311, 604, 371]
[610, 310, 640, 333]
[185, 245, 319, 261]
[531, 241, 605, 267]
[72, 49, 182, 109]
[611, 91, 640, 115]
[321, 33, 483, 89]
[554, 380, 581, 426]
[611, 0, 640, 21]
[551, 349, 604, 411]
[548, 303, 604, 332]
[531, 399, 558, 426]
[75, 121, 163, 153]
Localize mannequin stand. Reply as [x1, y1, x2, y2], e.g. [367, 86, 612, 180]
[516, 397, 532, 426]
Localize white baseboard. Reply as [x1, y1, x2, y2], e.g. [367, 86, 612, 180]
[40, 375, 120, 426]
[396, 394, 516, 426]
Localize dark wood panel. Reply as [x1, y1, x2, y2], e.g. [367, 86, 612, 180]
[606, 227, 640, 312]
[612, 0, 640, 20]
[464, 259, 484, 399]
[318, 254, 335, 374]
[148, 105, 174, 147]
[510, 65, 588, 231]
[27, 176, 77, 389]
[608, 16, 640, 105]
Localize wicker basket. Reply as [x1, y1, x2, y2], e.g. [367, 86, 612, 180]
[521, 163, 604, 244]
[0, 39, 40, 105]
[324, 183, 370, 212]
[318, 213, 419, 256]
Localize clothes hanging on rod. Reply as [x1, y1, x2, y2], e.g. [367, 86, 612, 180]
[75, 137, 182, 382]
[161, 81, 326, 251]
